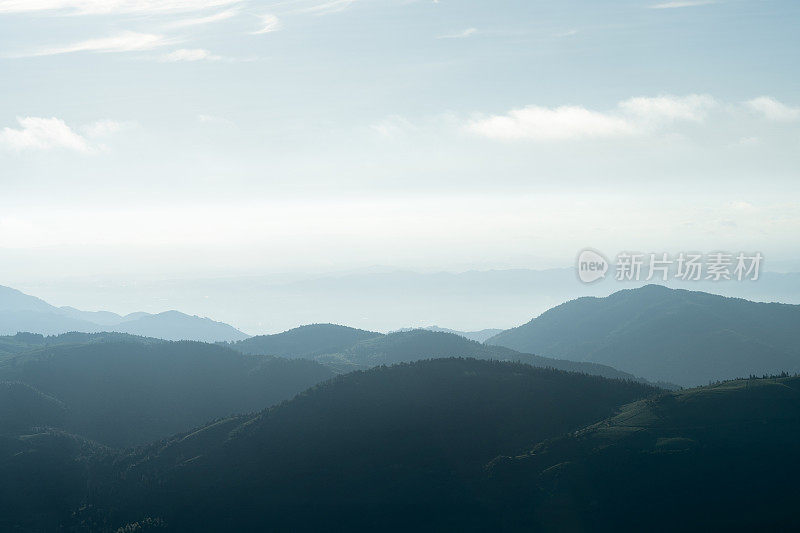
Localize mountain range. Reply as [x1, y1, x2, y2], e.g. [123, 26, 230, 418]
[3, 357, 799, 531]
[227, 325, 656, 384]
[0, 285, 248, 342]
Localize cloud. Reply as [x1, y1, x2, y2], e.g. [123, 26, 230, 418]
[618, 94, 716, 123]
[251, 13, 281, 34]
[81, 119, 131, 137]
[21, 31, 174, 56]
[0, 0, 241, 15]
[437, 28, 477, 39]
[466, 105, 636, 141]
[0, 117, 92, 152]
[164, 8, 238, 28]
[299, 0, 357, 15]
[746, 96, 800, 122]
[467, 94, 717, 141]
[649, 0, 717, 8]
[160, 48, 220, 61]
[197, 114, 233, 125]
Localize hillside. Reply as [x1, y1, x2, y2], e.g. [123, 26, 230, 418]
[0, 381, 67, 433]
[229, 323, 382, 357]
[0, 341, 334, 447]
[488, 285, 800, 386]
[0, 285, 248, 342]
[487, 374, 800, 531]
[84, 358, 660, 531]
[312, 329, 656, 383]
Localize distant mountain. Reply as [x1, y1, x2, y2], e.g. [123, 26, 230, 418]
[37, 268, 800, 335]
[84, 358, 659, 531]
[393, 325, 504, 343]
[487, 285, 800, 386]
[0, 338, 334, 447]
[0, 284, 248, 342]
[229, 323, 382, 357]
[270, 328, 666, 385]
[488, 374, 800, 530]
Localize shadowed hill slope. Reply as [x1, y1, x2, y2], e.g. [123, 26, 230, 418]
[0, 341, 334, 447]
[487, 374, 800, 531]
[86, 358, 660, 531]
[488, 285, 800, 386]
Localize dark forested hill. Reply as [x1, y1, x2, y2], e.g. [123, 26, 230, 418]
[85, 358, 659, 531]
[228, 323, 382, 357]
[487, 285, 800, 386]
[487, 374, 800, 531]
[0, 341, 334, 447]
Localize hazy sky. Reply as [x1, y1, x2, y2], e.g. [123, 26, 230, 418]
[1, 0, 799, 284]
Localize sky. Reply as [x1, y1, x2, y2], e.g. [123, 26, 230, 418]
[1, 0, 799, 288]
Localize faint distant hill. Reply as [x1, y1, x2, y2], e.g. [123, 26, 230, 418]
[487, 285, 800, 386]
[0, 285, 248, 342]
[392, 325, 503, 343]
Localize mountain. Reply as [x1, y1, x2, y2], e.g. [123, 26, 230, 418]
[229, 323, 382, 357]
[30, 269, 800, 335]
[0, 284, 248, 342]
[83, 358, 660, 531]
[488, 374, 800, 531]
[0, 338, 334, 447]
[110, 310, 248, 342]
[393, 325, 504, 343]
[487, 285, 800, 386]
[308, 328, 659, 383]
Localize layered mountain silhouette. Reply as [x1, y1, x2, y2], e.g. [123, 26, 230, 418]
[0, 285, 248, 342]
[229, 325, 653, 383]
[0, 334, 334, 447]
[488, 285, 800, 386]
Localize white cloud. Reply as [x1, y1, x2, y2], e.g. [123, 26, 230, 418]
[437, 28, 477, 39]
[251, 14, 281, 34]
[0, 117, 92, 152]
[466, 105, 636, 141]
[649, 0, 716, 8]
[619, 94, 716, 123]
[467, 94, 717, 141]
[746, 96, 800, 122]
[81, 119, 129, 137]
[197, 114, 233, 125]
[299, 0, 357, 15]
[0, 0, 241, 15]
[164, 8, 238, 28]
[24, 31, 174, 56]
[160, 48, 220, 61]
